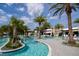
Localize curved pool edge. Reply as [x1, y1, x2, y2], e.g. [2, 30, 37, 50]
[0, 38, 9, 50]
[0, 39, 25, 53]
[36, 39, 52, 56]
[44, 42, 52, 56]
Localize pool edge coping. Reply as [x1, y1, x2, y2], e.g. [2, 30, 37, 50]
[0, 38, 52, 56]
[0, 38, 25, 53]
[36, 39, 52, 56]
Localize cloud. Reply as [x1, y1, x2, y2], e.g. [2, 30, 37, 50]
[20, 16, 38, 30]
[0, 9, 10, 24]
[47, 12, 59, 20]
[26, 3, 44, 17]
[49, 16, 58, 20]
[6, 3, 13, 6]
[17, 7, 25, 12]
[0, 9, 6, 14]
[0, 15, 8, 23]
[6, 14, 12, 17]
[0, 9, 7, 19]
[20, 16, 33, 25]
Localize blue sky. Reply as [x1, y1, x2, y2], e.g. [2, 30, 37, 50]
[0, 3, 79, 30]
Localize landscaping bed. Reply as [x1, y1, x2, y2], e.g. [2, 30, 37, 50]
[63, 41, 79, 47]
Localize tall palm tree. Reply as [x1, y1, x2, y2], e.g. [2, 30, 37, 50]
[10, 16, 18, 38]
[34, 16, 46, 38]
[49, 3, 79, 44]
[10, 16, 26, 43]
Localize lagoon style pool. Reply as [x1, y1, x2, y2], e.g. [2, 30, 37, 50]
[0, 36, 49, 56]
[0, 37, 8, 47]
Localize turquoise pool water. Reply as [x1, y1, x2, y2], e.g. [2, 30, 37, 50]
[0, 36, 49, 56]
[0, 37, 8, 47]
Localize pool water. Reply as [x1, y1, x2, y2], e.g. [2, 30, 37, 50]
[0, 37, 8, 47]
[0, 36, 49, 56]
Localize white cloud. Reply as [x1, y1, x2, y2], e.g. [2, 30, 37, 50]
[26, 3, 44, 17]
[0, 9, 7, 19]
[49, 16, 58, 20]
[47, 12, 59, 20]
[20, 16, 33, 25]
[0, 16, 6, 19]
[17, 7, 25, 12]
[20, 16, 38, 30]
[6, 3, 13, 6]
[0, 15, 8, 22]
[0, 9, 6, 14]
[6, 14, 12, 17]
[0, 9, 10, 24]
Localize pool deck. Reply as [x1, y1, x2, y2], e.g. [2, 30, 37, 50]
[38, 37, 79, 56]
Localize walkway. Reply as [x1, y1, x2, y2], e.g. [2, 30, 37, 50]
[39, 37, 79, 56]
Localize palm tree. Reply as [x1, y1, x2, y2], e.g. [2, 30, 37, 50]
[0, 25, 8, 33]
[40, 21, 51, 35]
[0, 25, 8, 36]
[42, 21, 51, 29]
[10, 16, 25, 43]
[49, 3, 79, 44]
[22, 25, 29, 36]
[34, 16, 46, 38]
[55, 23, 64, 36]
[55, 23, 64, 29]
[10, 17, 19, 39]
[0, 25, 12, 37]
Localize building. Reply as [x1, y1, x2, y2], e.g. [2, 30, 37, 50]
[62, 27, 79, 36]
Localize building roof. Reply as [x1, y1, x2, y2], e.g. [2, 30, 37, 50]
[44, 29, 52, 33]
[62, 27, 79, 30]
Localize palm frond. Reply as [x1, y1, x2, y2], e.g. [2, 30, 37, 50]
[49, 3, 60, 11]
[53, 6, 64, 16]
[71, 6, 77, 11]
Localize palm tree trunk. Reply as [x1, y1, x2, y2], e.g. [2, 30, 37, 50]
[38, 23, 41, 39]
[13, 26, 17, 43]
[13, 26, 16, 37]
[66, 12, 75, 44]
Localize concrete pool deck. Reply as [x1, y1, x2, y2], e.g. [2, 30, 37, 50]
[38, 37, 79, 56]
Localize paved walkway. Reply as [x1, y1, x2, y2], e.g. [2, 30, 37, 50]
[39, 37, 79, 56]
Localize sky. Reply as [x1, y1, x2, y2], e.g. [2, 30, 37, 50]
[0, 3, 79, 30]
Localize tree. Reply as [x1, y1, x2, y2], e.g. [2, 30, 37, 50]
[10, 16, 18, 38]
[74, 18, 79, 23]
[49, 3, 79, 44]
[0, 25, 8, 33]
[10, 16, 26, 43]
[55, 23, 64, 29]
[55, 23, 64, 36]
[43, 21, 51, 29]
[22, 25, 29, 36]
[34, 16, 46, 38]
[40, 21, 51, 30]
